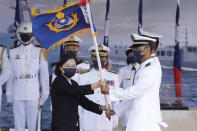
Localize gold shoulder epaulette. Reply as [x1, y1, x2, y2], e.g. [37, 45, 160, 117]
[107, 69, 118, 74]
[39, 48, 48, 63]
[80, 69, 90, 74]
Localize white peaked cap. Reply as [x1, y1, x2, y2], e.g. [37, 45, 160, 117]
[139, 28, 162, 39]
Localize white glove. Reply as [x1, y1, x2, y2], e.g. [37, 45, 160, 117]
[112, 115, 119, 128]
[40, 96, 48, 106]
[7, 95, 13, 103]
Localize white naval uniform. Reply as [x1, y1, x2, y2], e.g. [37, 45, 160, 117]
[109, 58, 163, 131]
[0, 46, 11, 116]
[78, 68, 120, 131]
[117, 64, 140, 127]
[6, 44, 49, 131]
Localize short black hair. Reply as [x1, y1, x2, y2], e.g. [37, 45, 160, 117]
[51, 54, 77, 76]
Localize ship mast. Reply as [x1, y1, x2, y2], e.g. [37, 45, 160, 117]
[183, 28, 189, 46]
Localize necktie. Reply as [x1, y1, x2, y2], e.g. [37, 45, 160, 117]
[132, 66, 137, 85]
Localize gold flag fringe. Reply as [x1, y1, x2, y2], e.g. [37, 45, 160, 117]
[31, 2, 80, 16]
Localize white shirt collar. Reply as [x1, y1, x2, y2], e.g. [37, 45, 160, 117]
[21, 43, 33, 49]
[151, 53, 156, 57]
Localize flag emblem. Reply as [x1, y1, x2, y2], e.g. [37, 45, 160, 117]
[47, 12, 78, 33]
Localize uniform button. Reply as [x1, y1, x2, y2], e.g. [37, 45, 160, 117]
[25, 64, 28, 67]
[97, 91, 100, 93]
[26, 80, 29, 82]
[25, 56, 28, 59]
[97, 100, 100, 103]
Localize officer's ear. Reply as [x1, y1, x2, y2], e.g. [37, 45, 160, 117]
[59, 66, 64, 73]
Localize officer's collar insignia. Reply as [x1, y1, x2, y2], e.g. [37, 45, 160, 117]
[15, 54, 20, 59]
[145, 62, 151, 67]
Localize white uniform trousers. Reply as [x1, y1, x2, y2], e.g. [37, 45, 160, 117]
[13, 99, 39, 131]
[121, 110, 130, 127]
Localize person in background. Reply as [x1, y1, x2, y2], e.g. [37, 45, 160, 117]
[51, 54, 108, 131]
[78, 44, 120, 131]
[6, 21, 49, 131]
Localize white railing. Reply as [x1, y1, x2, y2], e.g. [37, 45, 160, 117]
[160, 84, 197, 107]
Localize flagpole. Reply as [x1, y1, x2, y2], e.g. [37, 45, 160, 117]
[103, 0, 110, 47]
[60, 0, 68, 57]
[138, 0, 143, 33]
[173, 0, 182, 101]
[85, 0, 109, 106]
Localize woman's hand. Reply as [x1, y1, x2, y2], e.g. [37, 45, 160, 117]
[100, 104, 111, 111]
[91, 79, 107, 90]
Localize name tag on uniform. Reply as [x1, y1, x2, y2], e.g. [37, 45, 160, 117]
[106, 80, 114, 86]
[126, 78, 131, 80]
[15, 54, 20, 59]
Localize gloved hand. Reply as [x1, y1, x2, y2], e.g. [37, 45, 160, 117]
[112, 115, 119, 128]
[7, 95, 13, 103]
[39, 96, 48, 106]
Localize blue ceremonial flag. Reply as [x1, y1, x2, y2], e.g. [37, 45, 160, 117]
[173, 0, 182, 98]
[138, 0, 143, 32]
[32, 1, 95, 49]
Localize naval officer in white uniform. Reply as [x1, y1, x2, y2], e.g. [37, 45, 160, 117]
[6, 22, 49, 131]
[139, 29, 167, 126]
[115, 30, 165, 128]
[0, 45, 11, 124]
[102, 34, 164, 131]
[78, 44, 120, 131]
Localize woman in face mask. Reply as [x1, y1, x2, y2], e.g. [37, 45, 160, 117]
[51, 54, 108, 131]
